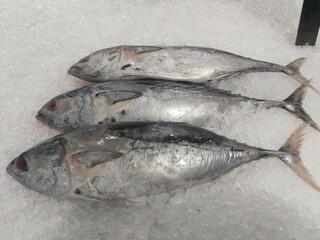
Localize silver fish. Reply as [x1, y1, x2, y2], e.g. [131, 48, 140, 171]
[6, 122, 319, 200]
[36, 79, 318, 132]
[68, 46, 319, 94]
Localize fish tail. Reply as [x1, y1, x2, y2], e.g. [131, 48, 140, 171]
[283, 58, 320, 95]
[281, 82, 320, 132]
[278, 124, 320, 191]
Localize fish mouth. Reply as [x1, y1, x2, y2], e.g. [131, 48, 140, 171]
[68, 65, 102, 82]
[68, 66, 84, 77]
[36, 113, 54, 126]
[6, 159, 15, 175]
[36, 113, 65, 132]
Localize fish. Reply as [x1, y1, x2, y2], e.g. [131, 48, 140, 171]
[36, 79, 319, 132]
[6, 122, 319, 201]
[67, 45, 319, 95]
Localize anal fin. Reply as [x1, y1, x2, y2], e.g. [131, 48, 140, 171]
[214, 73, 241, 81]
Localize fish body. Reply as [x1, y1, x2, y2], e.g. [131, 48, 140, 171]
[6, 122, 318, 200]
[68, 46, 318, 94]
[37, 79, 318, 132]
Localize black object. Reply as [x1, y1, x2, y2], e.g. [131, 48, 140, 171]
[295, 0, 320, 46]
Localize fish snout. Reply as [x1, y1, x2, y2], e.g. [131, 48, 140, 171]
[68, 66, 84, 77]
[36, 113, 54, 125]
[6, 159, 16, 175]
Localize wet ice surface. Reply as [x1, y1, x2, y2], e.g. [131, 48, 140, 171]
[1, 0, 320, 239]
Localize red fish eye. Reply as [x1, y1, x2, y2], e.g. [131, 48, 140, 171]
[16, 156, 28, 171]
[79, 55, 89, 63]
[47, 100, 56, 111]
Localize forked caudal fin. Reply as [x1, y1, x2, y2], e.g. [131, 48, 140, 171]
[281, 82, 320, 132]
[284, 58, 320, 95]
[278, 124, 320, 191]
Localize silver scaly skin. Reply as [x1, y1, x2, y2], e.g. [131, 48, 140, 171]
[36, 79, 318, 132]
[68, 46, 319, 95]
[6, 122, 320, 201]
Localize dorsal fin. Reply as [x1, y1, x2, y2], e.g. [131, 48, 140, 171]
[132, 46, 163, 54]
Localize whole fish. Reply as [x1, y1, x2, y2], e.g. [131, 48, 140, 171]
[6, 122, 319, 200]
[36, 79, 318, 132]
[68, 46, 318, 94]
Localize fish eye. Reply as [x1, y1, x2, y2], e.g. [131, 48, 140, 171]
[47, 100, 56, 111]
[16, 156, 28, 171]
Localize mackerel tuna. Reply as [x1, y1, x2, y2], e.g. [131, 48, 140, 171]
[36, 79, 318, 132]
[6, 122, 319, 200]
[68, 46, 319, 94]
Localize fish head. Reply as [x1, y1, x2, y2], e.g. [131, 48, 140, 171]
[6, 138, 70, 198]
[37, 94, 84, 131]
[68, 47, 121, 81]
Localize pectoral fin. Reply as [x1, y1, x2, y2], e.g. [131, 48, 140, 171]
[71, 150, 123, 168]
[96, 90, 142, 105]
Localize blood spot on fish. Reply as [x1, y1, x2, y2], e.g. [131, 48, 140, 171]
[123, 47, 135, 56]
[71, 157, 82, 169]
[79, 56, 90, 63]
[121, 64, 132, 70]
[16, 156, 28, 171]
[47, 100, 56, 111]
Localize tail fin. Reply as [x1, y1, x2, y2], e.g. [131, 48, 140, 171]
[283, 58, 320, 95]
[278, 124, 320, 191]
[282, 83, 320, 132]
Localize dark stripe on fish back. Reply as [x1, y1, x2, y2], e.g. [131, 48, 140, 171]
[105, 122, 237, 147]
[100, 79, 234, 97]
